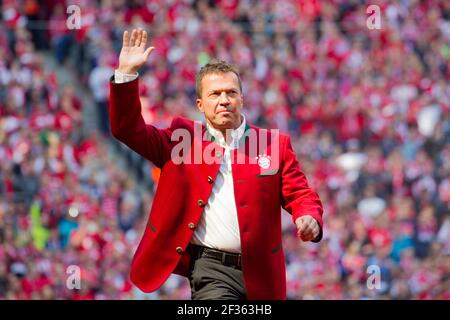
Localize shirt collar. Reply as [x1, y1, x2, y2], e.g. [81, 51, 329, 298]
[206, 114, 246, 149]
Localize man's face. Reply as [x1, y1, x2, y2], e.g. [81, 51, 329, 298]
[196, 72, 243, 131]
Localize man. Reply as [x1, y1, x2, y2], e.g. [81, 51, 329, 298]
[109, 29, 324, 300]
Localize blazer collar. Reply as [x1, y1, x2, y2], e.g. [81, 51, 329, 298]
[204, 114, 250, 149]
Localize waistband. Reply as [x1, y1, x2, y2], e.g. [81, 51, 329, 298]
[188, 244, 242, 270]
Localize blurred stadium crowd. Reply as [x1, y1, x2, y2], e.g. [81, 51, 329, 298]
[0, 0, 449, 299]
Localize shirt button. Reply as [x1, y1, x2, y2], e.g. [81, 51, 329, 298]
[198, 199, 205, 208]
[188, 223, 195, 230]
[176, 247, 184, 254]
[207, 176, 213, 184]
[215, 151, 222, 158]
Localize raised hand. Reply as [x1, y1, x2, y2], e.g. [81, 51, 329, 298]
[118, 28, 155, 75]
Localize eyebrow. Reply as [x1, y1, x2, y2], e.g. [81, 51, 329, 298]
[207, 89, 239, 95]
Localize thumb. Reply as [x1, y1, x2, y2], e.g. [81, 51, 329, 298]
[295, 217, 306, 233]
[143, 46, 155, 61]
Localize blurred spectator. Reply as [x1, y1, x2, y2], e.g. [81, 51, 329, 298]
[89, 56, 113, 136]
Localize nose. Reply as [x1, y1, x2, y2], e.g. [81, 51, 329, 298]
[219, 92, 230, 105]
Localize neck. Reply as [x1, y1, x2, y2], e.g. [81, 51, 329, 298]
[207, 116, 243, 144]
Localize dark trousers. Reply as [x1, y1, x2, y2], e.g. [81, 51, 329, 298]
[187, 245, 247, 300]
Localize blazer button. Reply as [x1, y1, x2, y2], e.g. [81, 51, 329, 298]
[188, 222, 195, 230]
[176, 247, 183, 254]
[198, 199, 205, 208]
[207, 176, 213, 184]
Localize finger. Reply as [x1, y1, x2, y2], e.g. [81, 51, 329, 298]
[123, 30, 129, 48]
[301, 218, 316, 233]
[299, 225, 313, 237]
[135, 28, 142, 47]
[299, 219, 308, 233]
[140, 30, 147, 48]
[297, 227, 310, 241]
[308, 220, 317, 230]
[143, 46, 155, 60]
[309, 220, 320, 238]
[302, 226, 319, 241]
[305, 227, 316, 239]
[313, 226, 320, 238]
[130, 29, 137, 46]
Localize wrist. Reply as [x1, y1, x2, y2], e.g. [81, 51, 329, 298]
[117, 66, 138, 75]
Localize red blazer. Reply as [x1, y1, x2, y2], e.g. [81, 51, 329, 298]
[109, 78, 324, 300]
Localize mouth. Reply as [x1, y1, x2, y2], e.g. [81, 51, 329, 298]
[217, 110, 232, 114]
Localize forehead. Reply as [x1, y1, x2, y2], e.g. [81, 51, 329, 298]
[201, 72, 240, 92]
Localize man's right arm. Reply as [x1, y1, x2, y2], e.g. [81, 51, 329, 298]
[109, 29, 171, 168]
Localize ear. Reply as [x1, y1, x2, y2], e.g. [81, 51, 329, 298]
[196, 98, 204, 113]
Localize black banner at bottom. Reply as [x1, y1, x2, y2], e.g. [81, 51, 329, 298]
[0, 300, 445, 319]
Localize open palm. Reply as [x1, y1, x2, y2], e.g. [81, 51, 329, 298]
[118, 29, 154, 75]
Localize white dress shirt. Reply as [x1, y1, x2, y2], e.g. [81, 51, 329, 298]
[114, 70, 245, 253]
[190, 116, 246, 253]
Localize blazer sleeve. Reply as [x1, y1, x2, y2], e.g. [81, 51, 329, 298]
[280, 134, 324, 242]
[109, 76, 172, 168]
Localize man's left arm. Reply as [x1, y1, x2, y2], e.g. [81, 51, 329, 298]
[280, 135, 324, 242]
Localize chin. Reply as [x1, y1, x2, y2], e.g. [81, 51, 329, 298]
[215, 123, 230, 129]
[212, 118, 229, 125]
